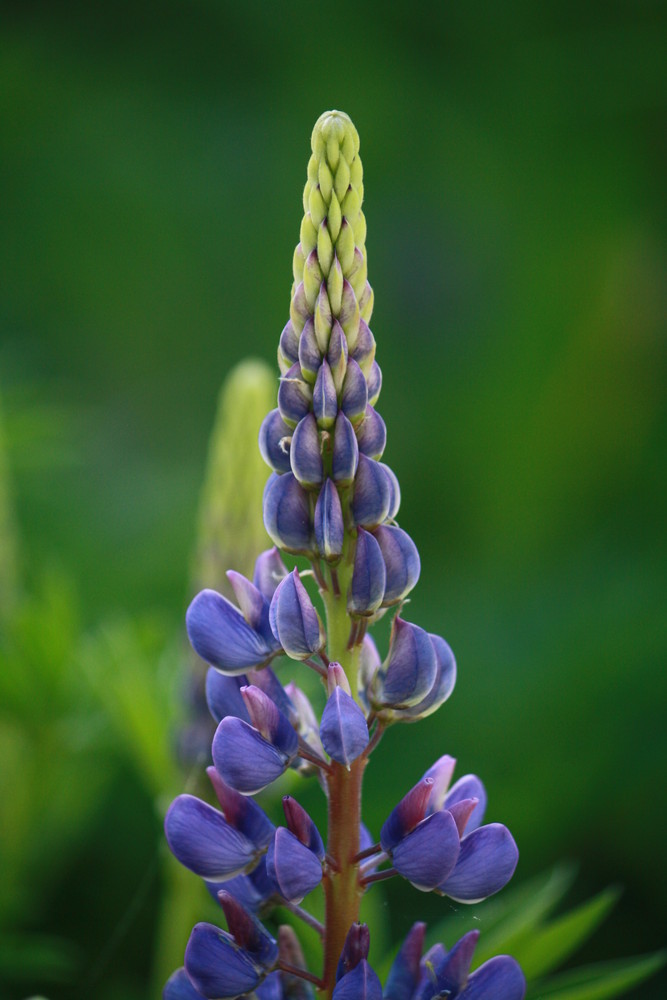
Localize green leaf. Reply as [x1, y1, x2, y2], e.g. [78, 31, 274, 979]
[527, 951, 667, 1000]
[512, 885, 621, 979]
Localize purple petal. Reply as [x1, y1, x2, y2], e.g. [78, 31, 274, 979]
[432, 929, 479, 994]
[332, 410, 360, 484]
[298, 316, 322, 383]
[212, 717, 296, 794]
[463, 955, 526, 1000]
[163, 968, 205, 1000]
[253, 548, 288, 601]
[315, 478, 344, 561]
[348, 528, 386, 616]
[373, 524, 420, 605]
[278, 362, 312, 427]
[186, 589, 277, 674]
[205, 669, 250, 725]
[291, 412, 324, 487]
[380, 461, 400, 520]
[226, 572, 268, 634]
[400, 634, 456, 721]
[384, 922, 426, 1000]
[241, 686, 299, 756]
[283, 796, 325, 860]
[332, 959, 382, 1000]
[339, 279, 361, 346]
[266, 827, 323, 902]
[263, 471, 313, 554]
[444, 775, 487, 832]
[184, 922, 267, 999]
[164, 795, 256, 880]
[336, 923, 370, 981]
[376, 617, 437, 708]
[217, 891, 278, 966]
[381, 777, 434, 850]
[341, 358, 368, 424]
[351, 454, 391, 529]
[269, 569, 323, 659]
[349, 318, 376, 375]
[320, 687, 370, 765]
[256, 971, 283, 999]
[439, 823, 519, 902]
[391, 809, 461, 890]
[206, 768, 275, 849]
[327, 320, 349, 392]
[313, 358, 338, 429]
[423, 755, 457, 812]
[355, 405, 386, 460]
[245, 665, 295, 722]
[367, 360, 382, 406]
[278, 319, 299, 371]
[258, 408, 293, 474]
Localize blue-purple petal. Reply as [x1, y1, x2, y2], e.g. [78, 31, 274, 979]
[269, 569, 323, 659]
[314, 478, 345, 561]
[320, 687, 370, 765]
[205, 669, 250, 724]
[212, 717, 296, 794]
[348, 528, 386, 616]
[266, 827, 323, 902]
[438, 823, 519, 902]
[313, 358, 338, 428]
[351, 455, 391, 529]
[332, 411, 359, 485]
[278, 363, 312, 427]
[259, 408, 293, 474]
[376, 617, 437, 708]
[444, 774, 487, 832]
[164, 795, 256, 880]
[263, 471, 313, 554]
[341, 358, 368, 423]
[291, 412, 324, 487]
[332, 960, 382, 1000]
[184, 922, 267, 999]
[187, 589, 276, 674]
[373, 524, 420, 606]
[391, 809, 461, 890]
[355, 405, 386, 459]
[253, 548, 289, 601]
[383, 922, 426, 1000]
[164, 968, 205, 1000]
[463, 955, 526, 1000]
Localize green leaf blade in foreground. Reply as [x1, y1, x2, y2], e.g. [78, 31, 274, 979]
[527, 951, 667, 1000]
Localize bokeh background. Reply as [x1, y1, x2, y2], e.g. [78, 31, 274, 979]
[1, 1, 665, 998]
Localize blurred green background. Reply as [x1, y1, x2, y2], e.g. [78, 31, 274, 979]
[1, 1, 665, 998]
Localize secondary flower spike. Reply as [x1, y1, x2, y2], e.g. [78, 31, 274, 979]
[164, 111, 524, 1000]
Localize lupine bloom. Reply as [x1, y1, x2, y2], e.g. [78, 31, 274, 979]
[164, 111, 525, 1000]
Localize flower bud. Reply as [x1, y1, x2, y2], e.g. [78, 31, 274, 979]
[355, 405, 386, 460]
[367, 360, 382, 406]
[372, 616, 437, 709]
[320, 684, 369, 766]
[278, 319, 299, 374]
[266, 827, 323, 903]
[336, 923, 370, 981]
[339, 278, 360, 348]
[282, 796, 325, 860]
[164, 794, 261, 880]
[332, 960, 382, 1000]
[314, 283, 333, 352]
[380, 461, 401, 520]
[290, 412, 324, 488]
[258, 408, 292, 474]
[351, 454, 392, 529]
[252, 547, 288, 601]
[263, 472, 313, 554]
[212, 698, 298, 795]
[314, 478, 344, 561]
[332, 411, 359, 485]
[278, 363, 312, 428]
[269, 568, 325, 660]
[350, 318, 376, 376]
[297, 316, 322, 384]
[384, 922, 426, 1000]
[186, 587, 280, 675]
[327, 320, 349, 393]
[341, 358, 368, 425]
[348, 528, 386, 616]
[373, 524, 420, 605]
[205, 669, 250, 724]
[206, 767, 275, 849]
[397, 634, 456, 722]
[313, 358, 338, 429]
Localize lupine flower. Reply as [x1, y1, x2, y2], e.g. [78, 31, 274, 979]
[164, 110, 524, 1000]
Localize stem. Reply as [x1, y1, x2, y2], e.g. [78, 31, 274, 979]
[360, 866, 397, 887]
[279, 961, 323, 987]
[285, 902, 325, 936]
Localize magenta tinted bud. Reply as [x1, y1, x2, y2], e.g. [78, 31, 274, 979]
[313, 358, 338, 429]
[358, 633, 381, 700]
[422, 755, 457, 812]
[380, 462, 401, 520]
[384, 922, 427, 1000]
[206, 767, 274, 849]
[375, 617, 437, 708]
[186, 588, 280, 675]
[320, 686, 370, 765]
[351, 454, 392, 528]
[212, 714, 298, 794]
[349, 318, 376, 376]
[348, 528, 386, 616]
[282, 796, 325, 860]
[290, 412, 324, 487]
[372, 524, 420, 605]
[341, 358, 368, 424]
[332, 960, 383, 1000]
[391, 809, 461, 890]
[367, 360, 382, 406]
[332, 411, 359, 485]
[447, 798, 480, 838]
[218, 890, 278, 968]
[252, 547, 288, 601]
[278, 362, 313, 428]
[381, 776, 434, 851]
[278, 319, 299, 371]
[164, 794, 259, 880]
[444, 774, 487, 832]
[336, 922, 370, 980]
[245, 665, 295, 721]
[355, 405, 386, 460]
[298, 316, 322, 383]
[314, 478, 344, 561]
[263, 471, 313, 554]
[269, 568, 324, 659]
[258, 408, 292, 474]
[437, 823, 519, 902]
[327, 661, 351, 696]
[241, 685, 297, 753]
[327, 320, 349, 392]
[266, 827, 323, 902]
[205, 669, 250, 724]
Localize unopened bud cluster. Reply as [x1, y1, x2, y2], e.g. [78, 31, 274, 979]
[164, 112, 525, 1000]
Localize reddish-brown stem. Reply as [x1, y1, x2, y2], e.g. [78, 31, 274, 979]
[352, 842, 381, 864]
[321, 756, 367, 996]
[360, 866, 397, 887]
[279, 961, 323, 987]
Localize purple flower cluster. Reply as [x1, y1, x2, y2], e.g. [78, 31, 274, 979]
[164, 111, 525, 999]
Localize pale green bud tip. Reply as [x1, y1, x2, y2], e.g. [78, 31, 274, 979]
[311, 110, 360, 161]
